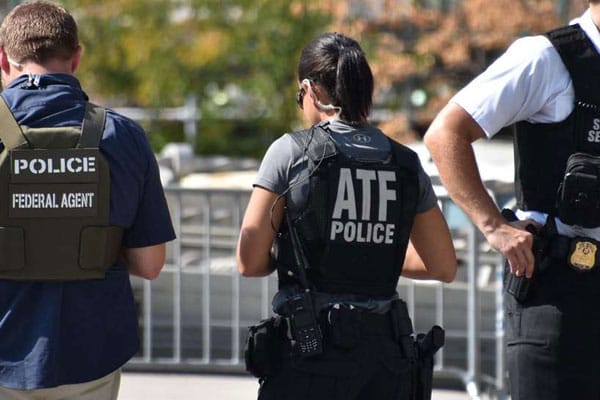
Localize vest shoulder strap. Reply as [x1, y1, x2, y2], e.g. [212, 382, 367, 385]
[0, 98, 106, 150]
[388, 138, 420, 218]
[546, 24, 600, 103]
[388, 138, 419, 174]
[78, 102, 106, 148]
[287, 125, 337, 162]
[289, 126, 420, 177]
[0, 96, 27, 150]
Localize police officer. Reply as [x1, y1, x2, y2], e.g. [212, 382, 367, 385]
[237, 32, 457, 400]
[0, 1, 175, 399]
[424, 2, 600, 399]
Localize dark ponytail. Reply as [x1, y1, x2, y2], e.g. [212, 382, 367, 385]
[298, 32, 373, 125]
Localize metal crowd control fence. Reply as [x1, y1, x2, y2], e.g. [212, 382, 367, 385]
[125, 186, 509, 400]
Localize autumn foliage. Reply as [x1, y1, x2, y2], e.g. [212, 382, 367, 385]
[65, 0, 589, 154]
[319, 0, 588, 142]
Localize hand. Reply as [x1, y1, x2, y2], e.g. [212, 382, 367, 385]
[486, 219, 541, 279]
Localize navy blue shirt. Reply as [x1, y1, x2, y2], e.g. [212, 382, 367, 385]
[0, 74, 176, 389]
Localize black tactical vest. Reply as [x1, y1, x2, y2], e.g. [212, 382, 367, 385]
[0, 98, 123, 280]
[515, 24, 600, 213]
[276, 124, 420, 298]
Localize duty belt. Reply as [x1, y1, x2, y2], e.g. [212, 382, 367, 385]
[543, 234, 600, 272]
[272, 287, 399, 316]
[312, 291, 399, 314]
[322, 305, 395, 335]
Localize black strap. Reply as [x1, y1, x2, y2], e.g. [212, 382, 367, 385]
[0, 98, 106, 150]
[0, 96, 27, 150]
[285, 211, 312, 290]
[288, 125, 337, 163]
[546, 24, 600, 103]
[78, 102, 106, 148]
[388, 137, 419, 174]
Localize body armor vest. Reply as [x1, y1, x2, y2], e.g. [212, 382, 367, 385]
[515, 24, 600, 213]
[276, 124, 420, 298]
[0, 98, 123, 280]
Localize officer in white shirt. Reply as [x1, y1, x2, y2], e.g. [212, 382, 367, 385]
[424, 1, 600, 399]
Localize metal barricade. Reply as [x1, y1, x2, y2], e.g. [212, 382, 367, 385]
[126, 186, 508, 399]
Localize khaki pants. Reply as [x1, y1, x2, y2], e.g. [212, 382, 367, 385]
[0, 369, 121, 400]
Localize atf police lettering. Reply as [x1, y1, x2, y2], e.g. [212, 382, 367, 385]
[330, 168, 396, 244]
[12, 192, 95, 209]
[13, 156, 96, 176]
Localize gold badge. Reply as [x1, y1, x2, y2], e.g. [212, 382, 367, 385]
[569, 240, 597, 271]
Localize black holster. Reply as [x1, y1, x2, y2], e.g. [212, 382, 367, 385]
[244, 317, 287, 378]
[389, 299, 445, 400]
[505, 231, 549, 303]
[413, 325, 445, 400]
[502, 208, 553, 303]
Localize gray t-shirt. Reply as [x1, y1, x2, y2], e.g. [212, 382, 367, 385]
[254, 120, 437, 218]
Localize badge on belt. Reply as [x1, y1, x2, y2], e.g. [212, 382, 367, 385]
[569, 238, 599, 271]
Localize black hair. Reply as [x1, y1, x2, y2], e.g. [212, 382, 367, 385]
[297, 32, 374, 125]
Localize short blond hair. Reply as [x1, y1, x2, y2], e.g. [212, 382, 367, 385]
[0, 0, 79, 64]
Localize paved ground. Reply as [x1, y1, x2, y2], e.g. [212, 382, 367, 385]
[118, 372, 473, 400]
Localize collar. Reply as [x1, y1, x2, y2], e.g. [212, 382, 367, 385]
[6, 73, 83, 91]
[319, 119, 375, 135]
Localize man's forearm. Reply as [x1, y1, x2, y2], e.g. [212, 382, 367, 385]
[431, 136, 503, 236]
[424, 103, 503, 238]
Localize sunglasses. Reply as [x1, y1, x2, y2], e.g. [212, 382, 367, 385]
[295, 87, 305, 109]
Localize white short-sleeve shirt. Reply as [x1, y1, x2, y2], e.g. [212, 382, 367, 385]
[451, 9, 600, 238]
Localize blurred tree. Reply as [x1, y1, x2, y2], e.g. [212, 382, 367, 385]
[64, 0, 329, 156]
[324, 0, 588, 142]
[62, 0, 590, 153]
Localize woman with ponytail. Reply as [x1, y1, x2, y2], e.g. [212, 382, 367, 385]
[237, 32, 456, 400]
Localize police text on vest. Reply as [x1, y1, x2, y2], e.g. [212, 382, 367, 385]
[330, 168, 396, 244]
[13, 156, 96, 175]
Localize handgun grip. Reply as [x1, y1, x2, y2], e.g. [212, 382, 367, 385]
[501, 208, 532, 303]
[417, 325, 445, 358]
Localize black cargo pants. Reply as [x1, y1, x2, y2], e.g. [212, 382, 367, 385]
[257, 309, 414, 400]
[505, 255, 600, 400]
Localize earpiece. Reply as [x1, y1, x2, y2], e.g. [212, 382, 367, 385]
[315, 99, 338, 112]
[302, 79, 342, 114]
